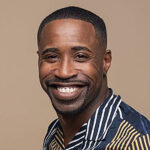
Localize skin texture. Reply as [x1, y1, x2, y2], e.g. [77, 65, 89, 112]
[38, 19, 111, 147]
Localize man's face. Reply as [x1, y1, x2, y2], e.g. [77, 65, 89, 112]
[38, 19, 110, 115]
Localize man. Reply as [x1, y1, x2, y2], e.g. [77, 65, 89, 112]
[37, 6, 150, 150]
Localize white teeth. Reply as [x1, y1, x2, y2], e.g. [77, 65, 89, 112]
[57, 87, 76, 93]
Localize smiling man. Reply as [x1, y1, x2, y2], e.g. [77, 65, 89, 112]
[37, 6, 150, 150]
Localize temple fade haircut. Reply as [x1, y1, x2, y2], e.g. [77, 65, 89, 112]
[37, 6, 107, 48]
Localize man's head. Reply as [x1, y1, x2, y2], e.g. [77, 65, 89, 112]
[37, 6, 107, 50]
[37, 6, 111, 115]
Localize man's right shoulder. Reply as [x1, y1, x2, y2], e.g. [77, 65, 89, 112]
[43, 119, 59, 149]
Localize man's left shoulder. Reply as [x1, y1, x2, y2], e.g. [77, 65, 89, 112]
[103, 101, 150, 150]
[120, 101, 150, 135]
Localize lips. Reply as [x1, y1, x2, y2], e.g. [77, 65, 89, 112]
[46, 82, 88, 101]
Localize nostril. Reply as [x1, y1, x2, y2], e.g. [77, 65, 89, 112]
[54, 57, 78, 79]
[54, 68, 78, 80]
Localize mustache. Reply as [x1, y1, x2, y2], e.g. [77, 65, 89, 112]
[45, 78, 89, 86]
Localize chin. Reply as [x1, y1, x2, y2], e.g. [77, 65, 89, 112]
[50, 95, 89, 116]
[52, 103, 86, 116]
[47, 84, 90, 116]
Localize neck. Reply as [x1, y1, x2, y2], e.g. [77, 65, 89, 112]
[57, 80, 109, 147]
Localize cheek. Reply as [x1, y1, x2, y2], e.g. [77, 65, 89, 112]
[39, 62, 56, 79]
[76, 61, 103, 82]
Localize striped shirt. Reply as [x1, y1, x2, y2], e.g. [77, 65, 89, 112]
[43, 89, 150, 150]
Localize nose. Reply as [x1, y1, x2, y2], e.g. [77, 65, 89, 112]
[54, 56, 78, 79]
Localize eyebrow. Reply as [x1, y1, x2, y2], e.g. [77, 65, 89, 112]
[41, 48, 59, 56]
[71, 46, 91, 52]
[40, 46, 91, 56]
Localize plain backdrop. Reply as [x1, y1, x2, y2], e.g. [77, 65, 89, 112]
[0, 0, 150, 149]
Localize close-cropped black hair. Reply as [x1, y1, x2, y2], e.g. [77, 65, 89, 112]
[37, 6, 107, 48]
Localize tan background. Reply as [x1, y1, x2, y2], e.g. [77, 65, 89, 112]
[0, 0, 149, 149]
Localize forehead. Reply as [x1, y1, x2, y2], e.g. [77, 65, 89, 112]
[39, 19, 99, 50]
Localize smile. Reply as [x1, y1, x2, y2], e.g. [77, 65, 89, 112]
[57, 87, 77, 93]
[46, 82, 88, 101]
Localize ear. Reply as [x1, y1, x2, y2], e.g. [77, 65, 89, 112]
[103, 49, 112, 75]
[37, 50, 40, 56]
[37, 50, 41, 66]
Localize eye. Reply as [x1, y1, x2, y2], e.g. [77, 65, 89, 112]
[43, 54, 59, 63]
[74, 53, 89, 62]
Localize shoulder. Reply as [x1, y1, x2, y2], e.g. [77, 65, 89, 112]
[120, 101, 150, 135]
[46, 119, 59, 133]
[43, 119, 59, 147]
[105, 100, 150, 149]
[45, 119, 59, 138]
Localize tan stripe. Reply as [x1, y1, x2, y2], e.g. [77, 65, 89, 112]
[128, 146, 131, 150]
[57, 128, 63, 136]
[111, 120, 126, 142]
[133, 133, 140, 142]
[125, 131, 139, 149]
[115, 123, 131, 150]
[105, 143, 109, 150]
[135, 139, 140, 150]
[139, 137, 144, 150]
[119, 125, 133, 149]
[55, 134, 64, 147]
[115, 122, 129, 140]
[146, 134, 150, 147]
[112, 120, 126, 141]
[143, 135, 149, 150]
[123, 128, 136, 150]
[57, 130, 64, 142]
[131, 141, 135, 150]
[52, 140, 56, 146]
[105, 121, 126, 150]
[109, 121, 129, 149]
[50, 139, 57, 149]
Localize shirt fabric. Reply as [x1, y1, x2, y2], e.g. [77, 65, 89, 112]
[43, 89, 150, 150]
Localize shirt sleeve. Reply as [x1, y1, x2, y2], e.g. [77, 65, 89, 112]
[128, 134, 150, 150]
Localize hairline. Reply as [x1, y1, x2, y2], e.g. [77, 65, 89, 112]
[38, 18, 106, 50]
[39, 18, 100, 41]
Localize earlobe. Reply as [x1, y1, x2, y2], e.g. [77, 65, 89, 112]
[103, 49, 112, 75]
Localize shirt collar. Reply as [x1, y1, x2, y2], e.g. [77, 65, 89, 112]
[44, 89, 122, 149]
[84, 89, 122, 141]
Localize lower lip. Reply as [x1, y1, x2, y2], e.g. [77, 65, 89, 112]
[49, 86, 86, 101]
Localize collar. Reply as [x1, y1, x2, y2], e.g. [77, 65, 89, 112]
[84, 89, 122, 142]
[44, 89, 122, 149]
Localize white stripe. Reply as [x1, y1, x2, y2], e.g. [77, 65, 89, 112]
[82, 119, 91, 149]
[91, 98, 122, 149]
[87, 141, 93, 149]
[89, 141, 102, 150]
[44, 120, 58, 145]
[68, 135, 85, 144]
[90, 141, 97, 150]
[66, 141, 83, 150]
[83, 94, 114, 149]
[111, 99, 122, 121]
[82, 140, 87, 150]
[90, 107, 100, 140]
[102, 99, 122, 139]
[118, 107, 123, 119]
[95, 94, 114, 140]
[82, 123, 87, 127]
[74, 129, 86, 136]
[45, 128, 56, 145]
[101, 96, 118, 139]
[85, 118, 91, 139]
